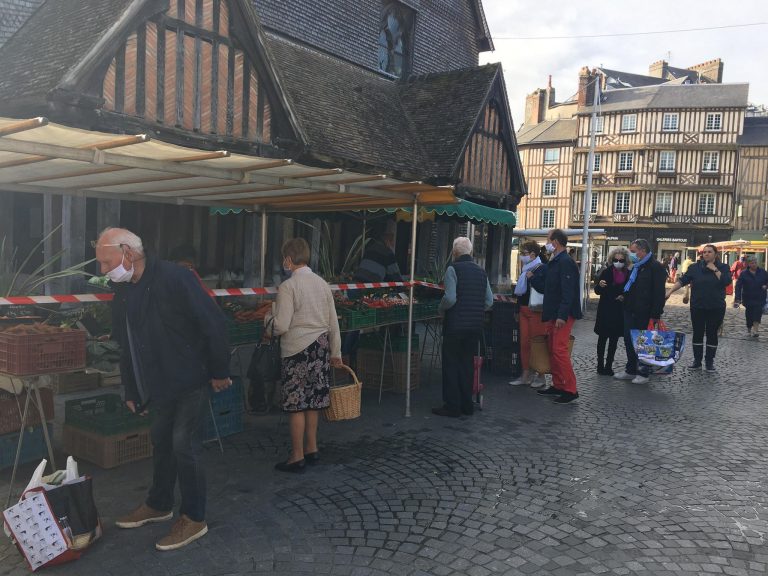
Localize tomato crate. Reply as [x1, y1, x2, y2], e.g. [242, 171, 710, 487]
[65, 394, 153, 435]
[337, 307, 377, 330]
[0, 388, 54, 435]
[63, 424, 152, 469]
[0, 329, 86, 376]
[0, 424, 53, 470]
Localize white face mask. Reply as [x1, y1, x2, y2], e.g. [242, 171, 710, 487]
[545, 242, 555, 254]
[520, 255, 532, 265]
[106, 254, 134, 283]
[613, 262, 625, 270]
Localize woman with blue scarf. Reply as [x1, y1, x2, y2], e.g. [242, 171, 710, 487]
[509, 241, 547, 387]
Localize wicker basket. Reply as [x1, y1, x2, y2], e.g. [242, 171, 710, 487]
[324, 365, 362, 422]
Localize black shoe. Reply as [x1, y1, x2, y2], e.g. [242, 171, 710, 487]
[596, 365, 605, 375]
[537, 387, 562, 396]
[603, 368, 614, 376]
[553, 392, 579, 404]
[432, 406, 461, 418]
[275, 459, 306, 473]
[705, 362, 716, 372]
[304, 452, 320, 465]
[461, 408, 474, 416]
[690, 360, 702, 369]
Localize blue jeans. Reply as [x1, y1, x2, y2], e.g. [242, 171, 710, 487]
[623, 310, 651, 376]
[146, 386, 207, 522]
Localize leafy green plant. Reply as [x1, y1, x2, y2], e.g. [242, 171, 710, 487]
[425, 249, 453, 284]
[289, 218, 371, 280]
[0, 224, 95, 296]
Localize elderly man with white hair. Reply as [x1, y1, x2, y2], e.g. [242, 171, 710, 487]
[432, 237, 494, 417]
[93, 227, 231, 551]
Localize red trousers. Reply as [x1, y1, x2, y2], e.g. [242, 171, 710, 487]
[545, 317, 577, 394]
[519, 306, 548, 371]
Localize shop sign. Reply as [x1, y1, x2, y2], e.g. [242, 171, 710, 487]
[605, 236, 619, 241]
[656, 237, 688, 243]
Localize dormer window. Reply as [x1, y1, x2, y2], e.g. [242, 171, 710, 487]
[378, 2, 413, 77]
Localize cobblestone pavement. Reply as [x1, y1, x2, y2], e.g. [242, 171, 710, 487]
[2, 294, 768, 575]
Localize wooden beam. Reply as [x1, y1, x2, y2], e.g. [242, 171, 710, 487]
[0, 133, 149, 169]
[334, 174, 387, 184]
[291, 168, 343, 178]
[0, 117, 48, 137]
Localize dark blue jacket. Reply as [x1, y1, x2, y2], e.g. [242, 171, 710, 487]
[735, 267, 768, 306]
[530, 250, 583, 322]
[111, 256, 230, 405]
[678, 260, 731, 310]
[442, 255, 491, 335]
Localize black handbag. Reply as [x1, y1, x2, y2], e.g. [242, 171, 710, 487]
[247, 319, 281, 384]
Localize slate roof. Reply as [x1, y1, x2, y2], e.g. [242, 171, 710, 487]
[739, 117, 768, 146]
[516, 119, 577, 146]
[0, 0, 137, 111]
[598, 67, 667, 89]
[0, 0, 44, 48]
[266, 33, 502, 180]
[582, 83, 750, 114]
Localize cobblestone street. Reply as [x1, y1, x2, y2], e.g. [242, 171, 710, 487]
[2, 293, 768, 576]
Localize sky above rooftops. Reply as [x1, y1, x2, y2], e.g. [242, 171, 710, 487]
[479, 0, 768, 129]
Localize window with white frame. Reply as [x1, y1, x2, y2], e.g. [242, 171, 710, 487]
[655, 192, 673, 213]
[590, 193, 599, 214]
[698, 192, 716, 215]
[615, 191, 631, 214]
[705, 112, 722, 131]
[618, 151, 634, 172]
[593, 116, 604, 134]
[541, 208, 555, 228]
[702, 151, 720, 172]
[543, 179, 557, 196]
[764, 203, 768, 227]
[662, 113, 679, 131]
[593, 152, 601, 172]
[621, 114, 637, 132]
[658, 150, 676, 173]
[544, 148, 560, 164]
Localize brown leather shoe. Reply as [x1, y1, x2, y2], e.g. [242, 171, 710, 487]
[115, 504, 173, 529]
[155, 515, 208, 551]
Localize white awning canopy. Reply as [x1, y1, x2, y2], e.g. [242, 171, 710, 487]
[0, 117, 456, 211]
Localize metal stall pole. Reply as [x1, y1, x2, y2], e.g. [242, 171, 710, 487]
[260, 209, 267, 286]
[579, 78, 600, 310]
[405, 196, 419, 417]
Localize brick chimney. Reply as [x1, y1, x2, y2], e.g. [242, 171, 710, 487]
[577, 67, 595, 108]
[648, 60, 669, 79]
[546, 75, 556, 107]
[687, 58, 723, 83]
[524, 88, 547, 126]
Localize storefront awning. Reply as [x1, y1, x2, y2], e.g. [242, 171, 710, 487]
[367, 199, 516, 227]
[0, 117, 457, 211]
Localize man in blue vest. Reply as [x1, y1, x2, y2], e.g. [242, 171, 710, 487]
[433, 237, 494, 417]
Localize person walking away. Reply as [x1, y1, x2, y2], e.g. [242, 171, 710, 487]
[97, 228, 231, 551]
[509, 241, 547, 388]
[529, 229, 582, 404]
[614, 239, 666, 385]
[668, 252, 679, 283]
[666, 244, 731, 371]
[432, 237, 494, 417]
[730, 255, 747, 297]
[594, 247, 631, 376]
[265, 238, 342, 472]
[733, 254, 768, 338]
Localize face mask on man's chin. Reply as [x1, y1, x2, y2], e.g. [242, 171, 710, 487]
[106, 254, 134, 283]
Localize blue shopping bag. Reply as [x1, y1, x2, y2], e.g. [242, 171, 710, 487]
[629, 320, 685, 372]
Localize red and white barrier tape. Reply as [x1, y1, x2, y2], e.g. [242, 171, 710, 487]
[0, 280, 514, 306]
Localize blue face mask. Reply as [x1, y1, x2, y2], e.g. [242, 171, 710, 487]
[629, 252, 639, 264]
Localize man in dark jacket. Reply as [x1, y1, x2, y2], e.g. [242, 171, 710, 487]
[733, 254, 768, 337]
[94, 228, 230, 551]
[530, 229, 582, 404]
[614, 238, 666, 384]
[353, 230, 403, 283]
[432, 237, 493, 417]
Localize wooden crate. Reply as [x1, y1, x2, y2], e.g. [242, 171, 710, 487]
[49, 370, 102, 394]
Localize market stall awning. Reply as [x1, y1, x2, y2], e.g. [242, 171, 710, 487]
[366, 199, 516, 227]
[0, 117, 457, 211]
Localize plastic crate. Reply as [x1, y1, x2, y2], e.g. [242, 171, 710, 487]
[359, 333, 418, 352]
[0, 388, 54, 435]
[0, 329, 86, 376]
[0, 424, 53, 470]
[209, 377, 244, 413]
[65, 394, 153, 435]
[337, 308, 377, 330]
[356, 349, 420, 393]
[63, 424, 152, 469]
[227, 321, 263, 345]
[204, 407, 243, 441]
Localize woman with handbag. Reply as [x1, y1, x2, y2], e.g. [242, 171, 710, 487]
[593, 247, 631, 375]
[509, 241, 548, 387]
[265, 238, 342, 473]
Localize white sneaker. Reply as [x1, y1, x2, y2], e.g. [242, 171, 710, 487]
[529, 374, 544, 388]
[613, 371, 635, 381]
[508, 378, 527, 386]
[631, 375, 649, 384]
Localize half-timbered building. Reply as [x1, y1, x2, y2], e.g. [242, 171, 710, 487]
[0, 0, 525, 288]
[734, 117, 768, 241]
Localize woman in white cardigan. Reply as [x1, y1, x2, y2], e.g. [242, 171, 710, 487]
[265, 238, 342, 473]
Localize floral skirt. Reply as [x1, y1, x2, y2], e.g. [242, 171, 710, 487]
[281, 333, 331, 412]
